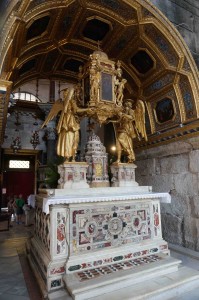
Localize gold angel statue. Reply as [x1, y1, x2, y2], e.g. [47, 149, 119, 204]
[115, 78, 127, 107]
[41, 87, 93, 161]
[112, 99, 148, 163]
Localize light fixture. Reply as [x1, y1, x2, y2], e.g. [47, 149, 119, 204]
[14, 111, 21, 126]
[30, 130, 40, 149]
[10, 112, 22, 153]
[111, 145, 116, 152]
[33, 114, 38, 126]
[11, 136, 22, 153]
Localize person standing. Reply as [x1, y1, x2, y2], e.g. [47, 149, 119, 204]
[7, 196, 14, 226]
[12, 195, 18, 222]
[24, 194, 35, 226]
[15, 194, 25, 224]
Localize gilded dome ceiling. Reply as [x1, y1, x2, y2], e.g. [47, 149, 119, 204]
[0, 0, 199, 148]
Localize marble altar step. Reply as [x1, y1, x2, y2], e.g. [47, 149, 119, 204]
[49, 265, 199, 300]
[89, 266, 199, 300]
[64, 253, 183, 300]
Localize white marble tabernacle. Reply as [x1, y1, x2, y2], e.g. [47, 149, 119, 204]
[27, 185, 177, 300]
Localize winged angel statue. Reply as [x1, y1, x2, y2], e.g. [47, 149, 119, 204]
[41, 85, 147, 163]
[41, 87, 93, 161]
[111, 99, 148, 163]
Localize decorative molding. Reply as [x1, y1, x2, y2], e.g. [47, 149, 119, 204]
[42, 190, 170, 214]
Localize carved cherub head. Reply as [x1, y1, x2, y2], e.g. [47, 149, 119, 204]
[124, 99, 136, 109]
[124, 100, 133, 109]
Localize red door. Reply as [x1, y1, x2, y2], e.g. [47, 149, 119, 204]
[3, 171, 35, 202]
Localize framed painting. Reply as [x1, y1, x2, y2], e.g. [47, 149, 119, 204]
[101, 72, 113, 102]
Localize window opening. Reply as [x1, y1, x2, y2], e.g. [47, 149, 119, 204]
[13, 92, 41, 102]
[9, 160, 30, 169]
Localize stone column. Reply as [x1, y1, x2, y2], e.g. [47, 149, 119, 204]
[39, 103, 57, 164]
[0, 79, 12, 146]
[0, 80, 12, 212]
[49, 80, 55, 103]
[46, 126, 57, 164]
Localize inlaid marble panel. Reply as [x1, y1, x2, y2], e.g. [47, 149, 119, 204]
[70, 201, 158, 254]
[57, 211, 67, 255]
[35, 207, 50, 251]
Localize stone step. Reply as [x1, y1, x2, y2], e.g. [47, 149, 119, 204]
[47, 266, 199, 300]
[48, 289, 72, 300]
[64, 254, 181, 300]
[89, 266, 199, 300]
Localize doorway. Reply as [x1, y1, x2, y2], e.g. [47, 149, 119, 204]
[2, 151, 37, 206]
[3, 171, 34, 201]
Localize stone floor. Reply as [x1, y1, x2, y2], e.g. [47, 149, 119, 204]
[0, 215, 42, 300]
[1, 216, 199, 300]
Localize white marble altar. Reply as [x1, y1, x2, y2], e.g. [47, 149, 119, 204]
[28, 186, 175, 299]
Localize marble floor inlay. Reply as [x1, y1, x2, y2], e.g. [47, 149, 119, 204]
[76, 254, 162, 281]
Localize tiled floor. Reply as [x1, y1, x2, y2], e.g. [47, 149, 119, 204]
[1, 217, 199, 300]
[0, 216, 42, 300]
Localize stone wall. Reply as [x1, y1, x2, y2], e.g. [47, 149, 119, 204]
[135, 136, 199, 250]
[2, 113, 46, 152]
[150, 0, 199, 67]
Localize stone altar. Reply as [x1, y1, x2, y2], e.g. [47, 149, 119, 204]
[28, 186, 175, 299]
